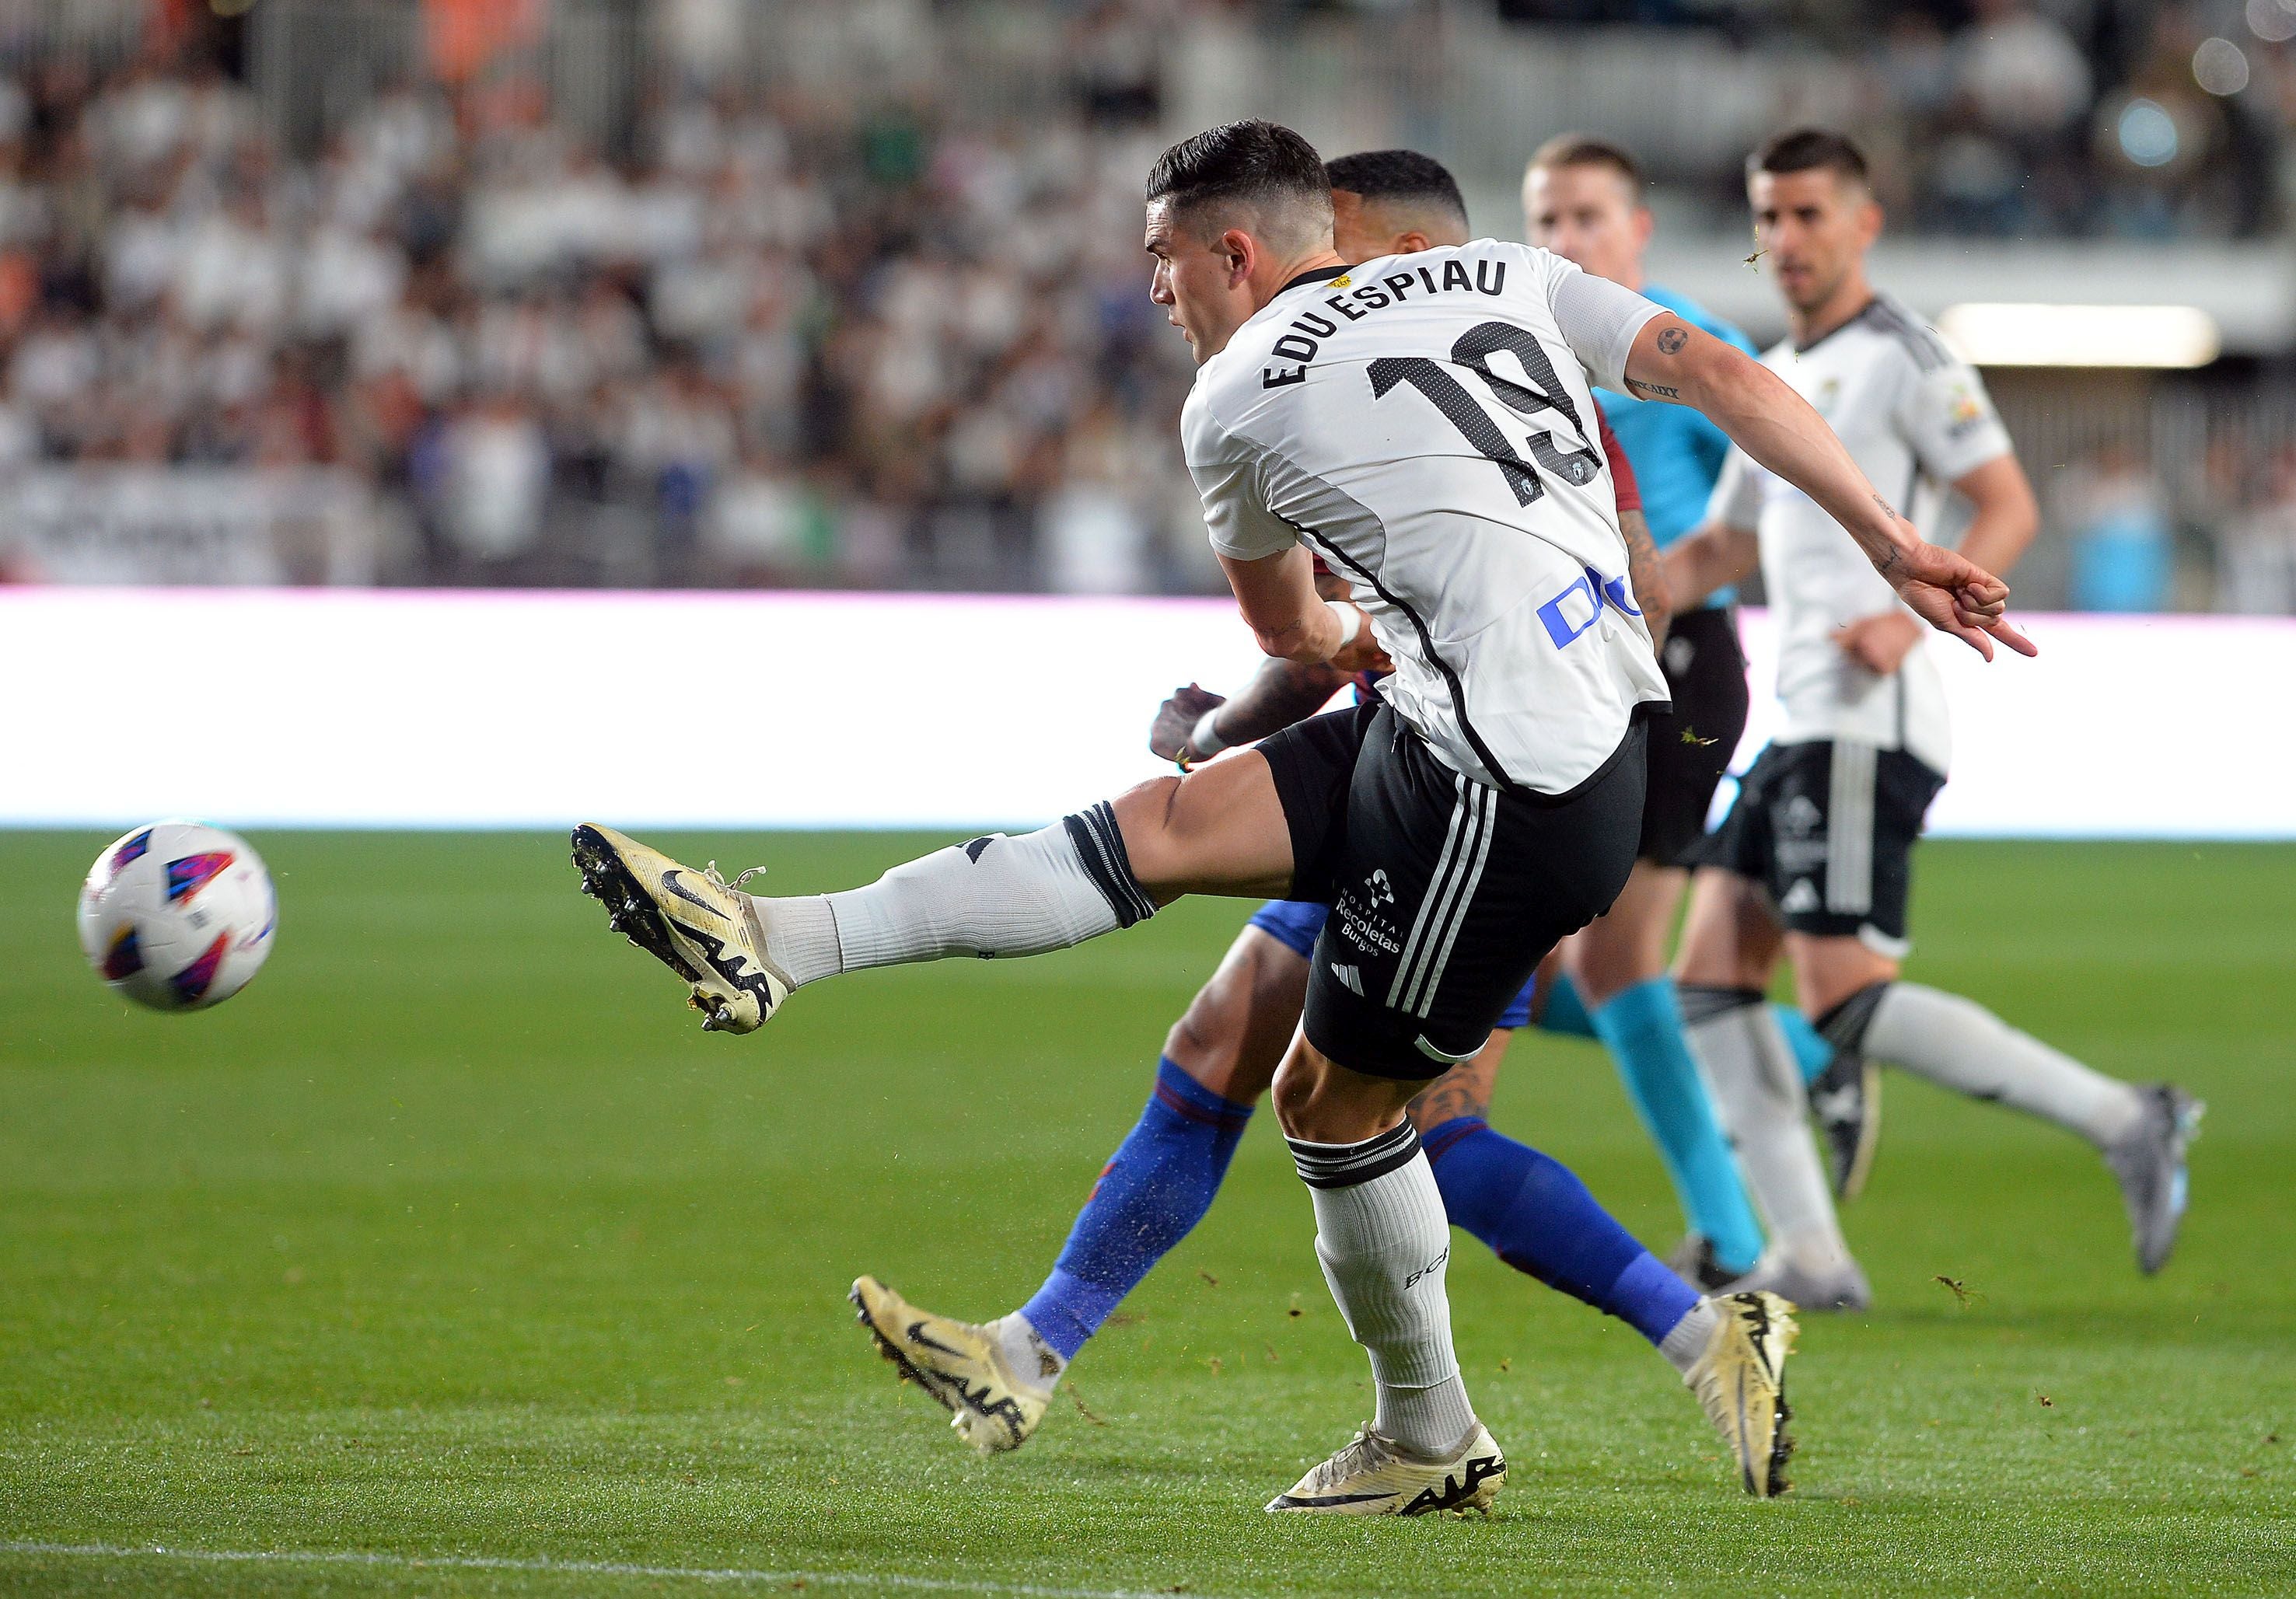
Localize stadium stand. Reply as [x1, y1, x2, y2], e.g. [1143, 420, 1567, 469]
[0, 0, 2291, 606]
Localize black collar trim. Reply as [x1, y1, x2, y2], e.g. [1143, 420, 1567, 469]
[1279, 264, 1352, 297]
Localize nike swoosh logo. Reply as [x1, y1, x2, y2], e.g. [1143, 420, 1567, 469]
[659, 870, 718, 916]
[906, 1321, 966, 1358]
[1269, 1491, 1395, 1508]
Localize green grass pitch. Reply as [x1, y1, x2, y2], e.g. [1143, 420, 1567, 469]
[2, 831, 2292, 1597]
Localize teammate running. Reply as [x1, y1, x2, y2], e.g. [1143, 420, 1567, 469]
[1522, 134, 1780, 1287]
[851, 151, 1785, 1491]
[571, 119, 2027, 1515]
[1662, 127, 2200, 1311]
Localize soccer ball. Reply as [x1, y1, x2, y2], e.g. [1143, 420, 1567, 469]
[76, 822, 277, 1011]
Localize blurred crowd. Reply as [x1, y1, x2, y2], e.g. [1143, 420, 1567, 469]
[0, 0, 2291, 605]
[0, 16, 1205, 589]
[1854, 0, 2294, 239]
[2052, 432, 2296, 614]
[1489, 0, 2294, 237]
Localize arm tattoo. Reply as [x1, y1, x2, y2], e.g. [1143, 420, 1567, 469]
[1620, 509, 1668, 646]
[1626, 378, 1682, 400]
[1655, 325, 1688, 355]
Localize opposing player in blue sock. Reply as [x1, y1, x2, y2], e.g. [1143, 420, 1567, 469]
[1015, 1056, 1253, 1360]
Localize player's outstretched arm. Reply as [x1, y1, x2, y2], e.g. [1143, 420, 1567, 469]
[1620, 319, 2035, 661]
[1150, 659, 1352, 766]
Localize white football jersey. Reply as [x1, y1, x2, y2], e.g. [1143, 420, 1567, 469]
[1707, 295, 2013, 774]
[1183, 241, 1670, 797]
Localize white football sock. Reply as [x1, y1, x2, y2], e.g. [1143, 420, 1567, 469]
[1656, 1297, 1721, 1377]
[753, 802, 1154, 987]
[1863, 983, 2144, 1150]
[1681, 988, 1854, 1275]
[991, 1312, 1065, 1398]
[1291, 1125, 1476, 1459]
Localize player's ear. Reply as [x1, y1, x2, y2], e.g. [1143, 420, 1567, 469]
[1632, 205, 1655, 253]
[1218, 228, 1253, 284]
[1857, 196, 1884, 248]
[1396, 231, 1430, 255]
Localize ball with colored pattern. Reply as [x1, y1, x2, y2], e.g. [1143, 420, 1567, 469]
[76, 822, 276, 1011]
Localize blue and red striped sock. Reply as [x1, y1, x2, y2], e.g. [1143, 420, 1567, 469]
[1019, 1058, 1253, 1360]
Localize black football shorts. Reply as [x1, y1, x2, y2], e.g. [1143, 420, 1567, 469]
[1638, 605, 1750, 867]
[1256, 700, 1644, 1081]
[1691, 738, 1945, 952]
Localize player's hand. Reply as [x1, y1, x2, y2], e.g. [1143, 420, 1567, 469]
[1834, 611, 1924, 676]
[1881, 537, 2038, 662]
[1149, 683, 1226, 763]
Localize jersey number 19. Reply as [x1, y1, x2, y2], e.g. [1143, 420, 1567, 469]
[1369, 321, 1603, 508]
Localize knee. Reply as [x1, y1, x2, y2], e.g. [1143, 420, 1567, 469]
[1270, 1049, 1319, 1138]
[1167, 935, 1300, 1101]
[1165, 963, 1256, 1091]
[1108, 775, 1185, 883]
[1273, 1048, 1410, 1145]
[1567, 929, 1648, 1009]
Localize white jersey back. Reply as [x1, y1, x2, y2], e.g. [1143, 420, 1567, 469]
[1707, 295, 2013, 774]
[1183, 241, 1669, 797]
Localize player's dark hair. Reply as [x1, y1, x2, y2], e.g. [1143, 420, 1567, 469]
[1749, 127, 1871, 188]
[1323, 148, 1469, 230]
[1526, 134, 1643, 194]
[1146, 120, 1333, 239]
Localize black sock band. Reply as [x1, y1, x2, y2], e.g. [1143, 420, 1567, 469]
[1676, 983, 1764, 1027]
[1062, 801, 1155, 929]
[1288, 1121, 1423, 1190]
[1815, 981, 1894, 1054]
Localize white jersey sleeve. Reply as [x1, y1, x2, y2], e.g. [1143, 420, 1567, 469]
[1183, 393, 1298, 561]
[1893, 354, 2014, 487]
[1706, 444, 1765, 532]
[1546, 262, 1665, 393]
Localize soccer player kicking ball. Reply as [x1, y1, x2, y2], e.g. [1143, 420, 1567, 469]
[574, 120, 2027, 1516]
[1663, 128, 2201, 1311]
[852, 151, 1794, 1499]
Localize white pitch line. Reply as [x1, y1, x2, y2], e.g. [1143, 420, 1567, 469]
[0, 1541, 1213, 1599]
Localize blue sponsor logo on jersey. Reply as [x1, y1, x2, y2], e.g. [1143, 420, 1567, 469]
[1537, 565, 1641, 648]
